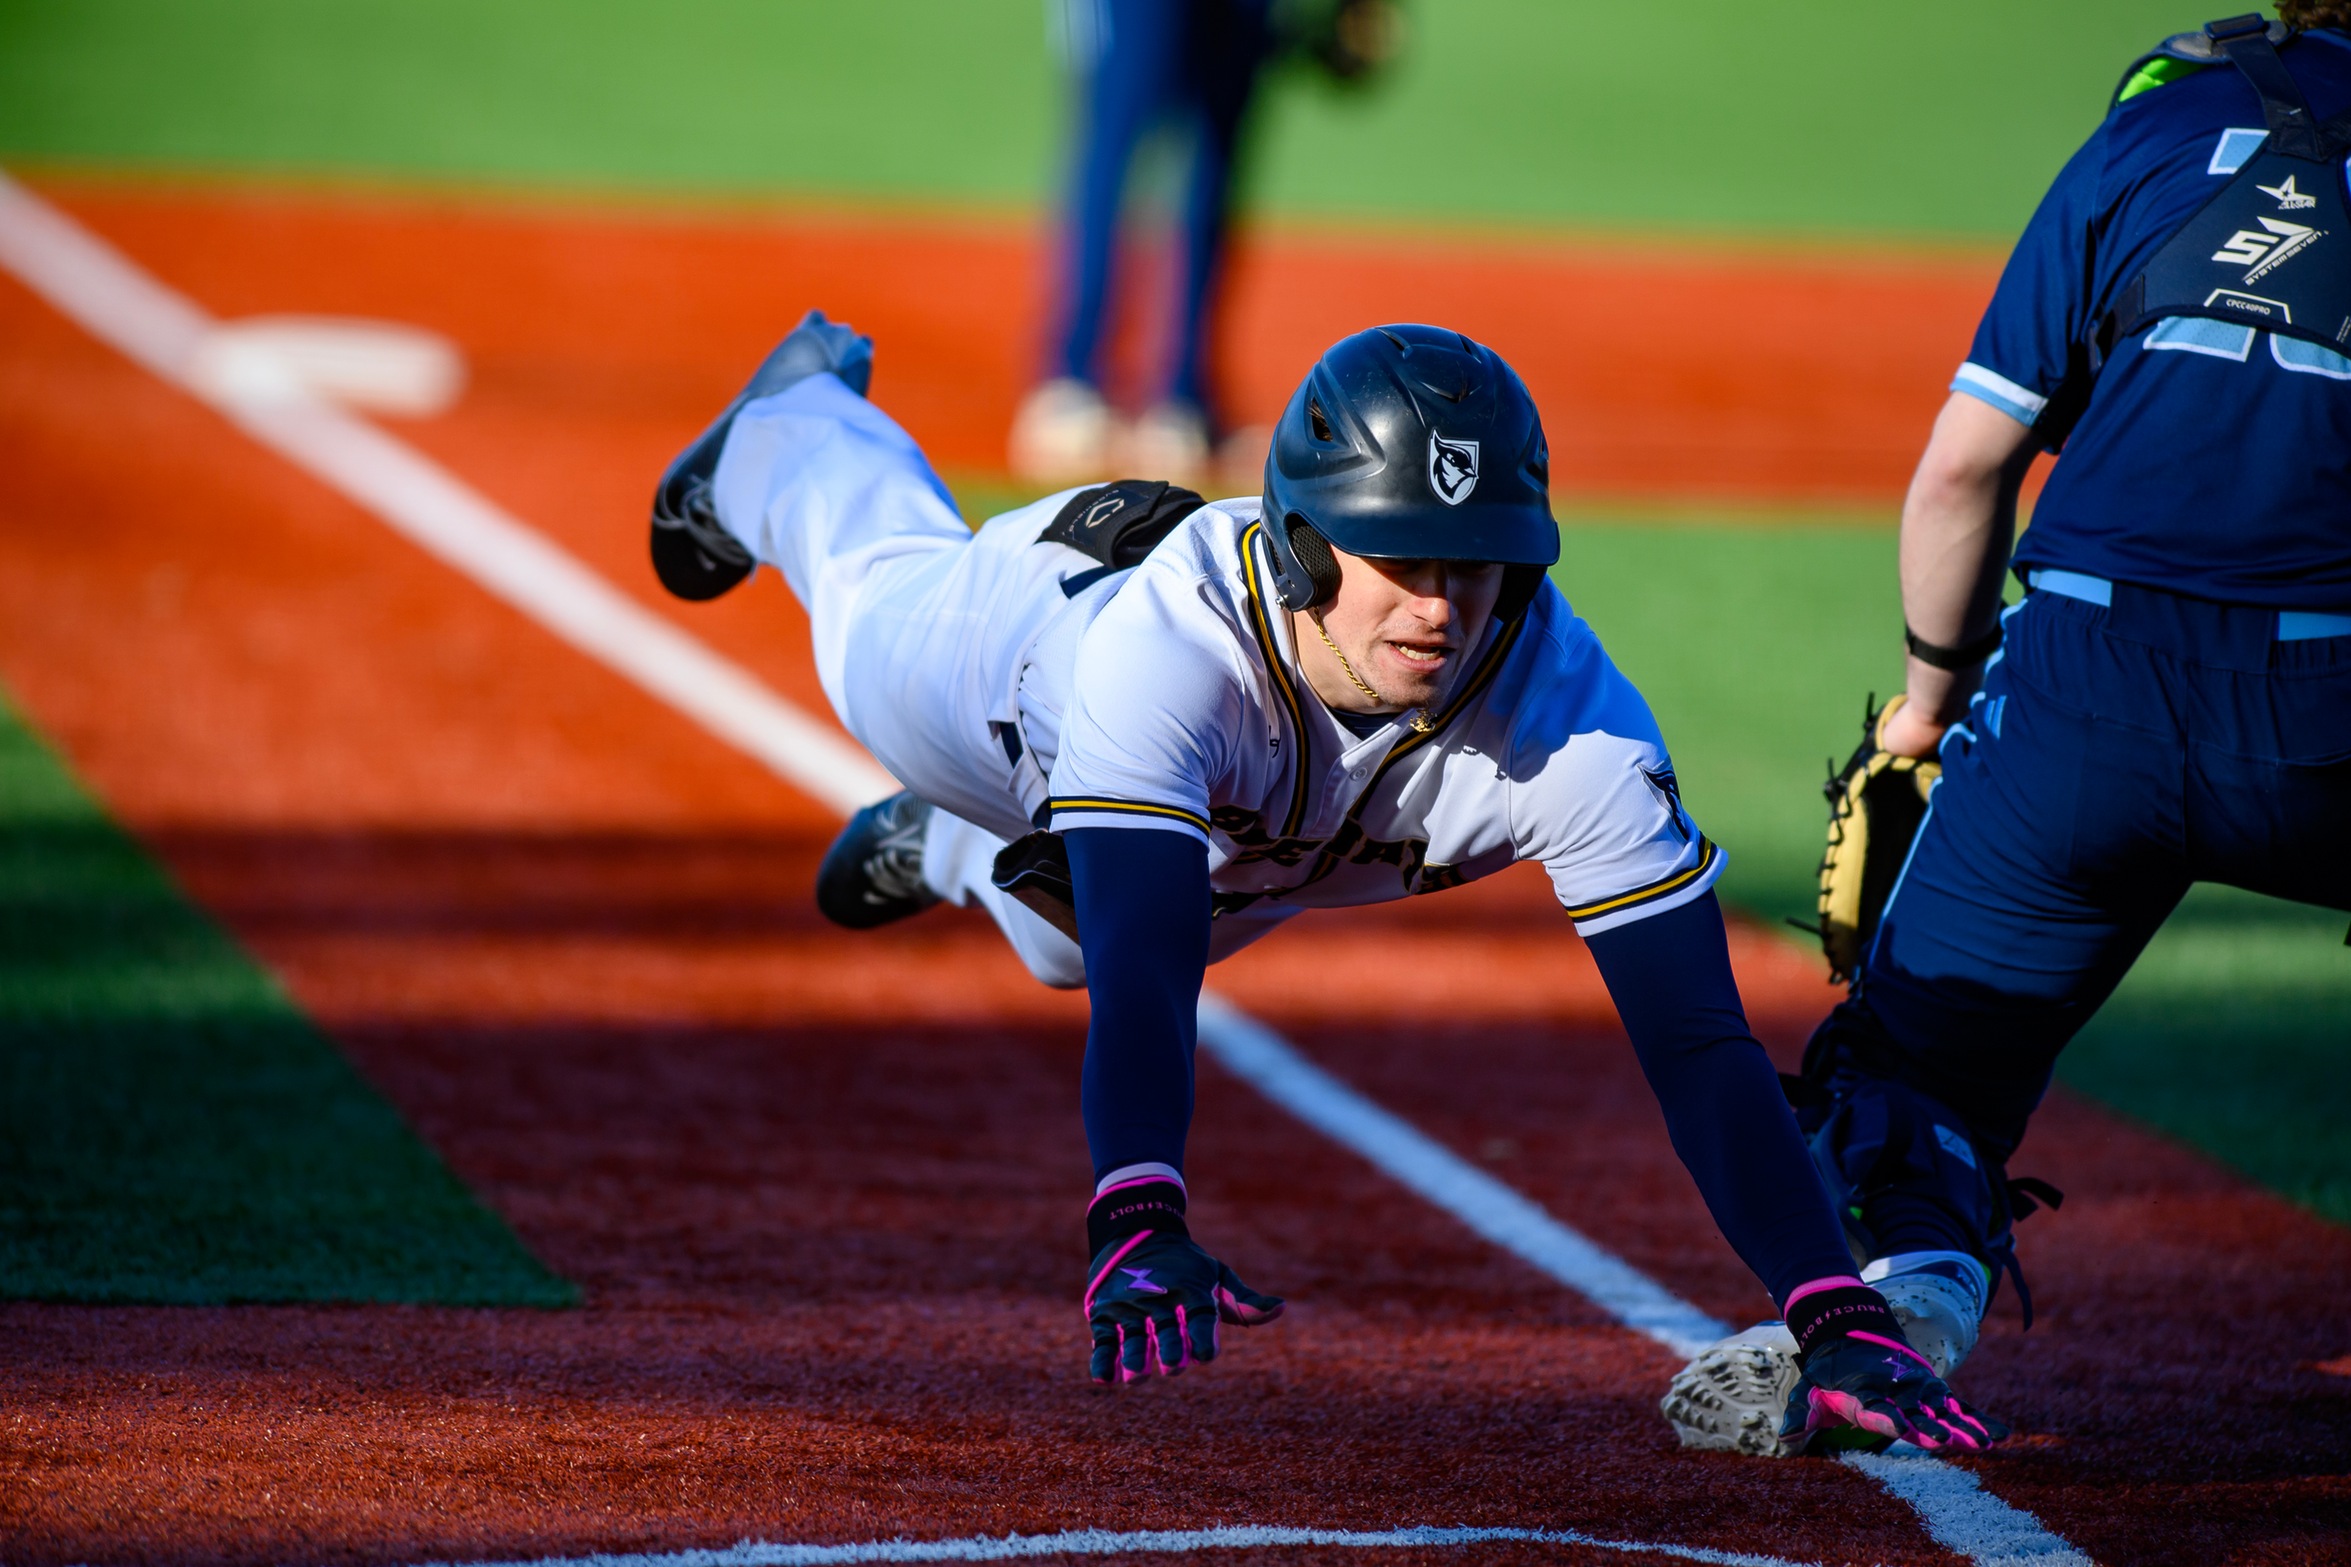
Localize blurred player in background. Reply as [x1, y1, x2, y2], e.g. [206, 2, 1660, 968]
[1666, 5, 2351, 1455]
[1010, 0, 1398, 486]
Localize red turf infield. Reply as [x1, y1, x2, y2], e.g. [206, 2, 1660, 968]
[2, 181, 2350, 1566]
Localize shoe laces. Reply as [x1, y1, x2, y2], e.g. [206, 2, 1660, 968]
[860, 794, 933, 904]
[655, 475, 752, 566]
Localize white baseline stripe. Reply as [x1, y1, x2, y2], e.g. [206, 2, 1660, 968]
[1842, 1450, 2094, 1567]
[0, 168, 2092, 1567]
[437, 1522, 1823, 1567]
[1195, 994, 1729, 1359]
[0, 169, 896, 820]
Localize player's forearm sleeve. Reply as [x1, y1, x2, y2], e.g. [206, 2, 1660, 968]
[1067, 826, 1212, 1182]
[1583, 892, 1855, 1308]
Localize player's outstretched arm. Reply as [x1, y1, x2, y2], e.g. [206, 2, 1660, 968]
[1584, 891, 1999, 1451]
[1066, 827, 1284, 1383]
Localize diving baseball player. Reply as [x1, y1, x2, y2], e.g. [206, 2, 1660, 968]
[647, 314, 1999, 1452]
[1666, 8, 2351, 1456]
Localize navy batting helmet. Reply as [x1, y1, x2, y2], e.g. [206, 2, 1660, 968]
[1261, 324, 1559, 615]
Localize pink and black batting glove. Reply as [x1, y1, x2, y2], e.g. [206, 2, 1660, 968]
[1778, 1280, 2006, 1453]
[1082, 1177, 1283, 1384]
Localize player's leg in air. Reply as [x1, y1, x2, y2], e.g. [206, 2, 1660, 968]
[650, 310, 1098, 990]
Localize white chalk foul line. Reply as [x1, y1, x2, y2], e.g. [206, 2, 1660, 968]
[1188, 1009, 2098, 1567]
[0, 168, 2092, 1567]
[1195, 995, 1729, 1359]
[1841, 1449, 2093, 1567]
[0, 169, 896, 821]
[438, 1522, 1825, 1567]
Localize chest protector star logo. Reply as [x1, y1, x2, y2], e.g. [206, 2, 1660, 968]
[1428, 434, 1479, 505]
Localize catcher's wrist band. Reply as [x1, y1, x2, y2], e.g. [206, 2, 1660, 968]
[1785, 1281, 1908, 1368]
[1086, 1176, 1189, 1258]
[1903, 622, 2003, 670]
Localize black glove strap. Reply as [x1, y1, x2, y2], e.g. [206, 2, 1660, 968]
[1085, 1177, 1189, 1259]
[1904, 622, 2003, 671]
[1787, 1284, 1908, 1369]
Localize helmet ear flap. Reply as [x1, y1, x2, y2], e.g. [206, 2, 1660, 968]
[1275, 517, 1342, 611]
[1495, 564, 1546, 624]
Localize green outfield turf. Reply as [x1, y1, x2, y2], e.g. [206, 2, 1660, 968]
[0, 692, 574, 1305]
[0, 0, 2191, 240]
[2064, 888, 2351, 1225]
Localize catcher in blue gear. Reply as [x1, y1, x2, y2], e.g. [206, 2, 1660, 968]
[1669, 5, 2351, 1455]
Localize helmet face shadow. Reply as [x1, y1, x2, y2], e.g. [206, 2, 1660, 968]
[1261, 324, 1559, 617]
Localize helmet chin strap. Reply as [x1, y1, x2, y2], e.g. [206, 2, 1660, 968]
[1308, 609, 1437, 734]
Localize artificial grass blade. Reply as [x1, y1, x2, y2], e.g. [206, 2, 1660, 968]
[0, 693, 574, 1305]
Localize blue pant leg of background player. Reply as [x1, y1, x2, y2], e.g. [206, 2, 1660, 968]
[1160, 0, 1271, 418]
[1050, 0, 1181, 398]
[1020, 0, 1271, 481]
[1801, 585, 2351, 1370]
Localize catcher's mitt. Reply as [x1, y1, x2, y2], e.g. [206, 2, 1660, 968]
[1814, 695, 1941, 984]
[1276, 0, 1404, 84]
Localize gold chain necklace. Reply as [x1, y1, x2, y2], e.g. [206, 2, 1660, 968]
[1309, 613, 1434, 734]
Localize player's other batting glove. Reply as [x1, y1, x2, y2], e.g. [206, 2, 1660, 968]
[650, 308, 876, 601]
[1083, 1177, 1283, 1384]
[1780, 1283, 2005, 1452]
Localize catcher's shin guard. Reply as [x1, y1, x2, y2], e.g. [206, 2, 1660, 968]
[1863, 1250, 1989, 1380]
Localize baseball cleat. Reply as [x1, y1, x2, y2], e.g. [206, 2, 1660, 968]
[815, 790, 942, 930]
[1661, 1321, 1806, 1457]
[1009, 377, 1116, 484]
[651, 309, 875, 601]
[1862, 1250, 1990, 1380]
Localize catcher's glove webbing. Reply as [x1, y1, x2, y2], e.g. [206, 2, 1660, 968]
[1812, 695, 1940, 984]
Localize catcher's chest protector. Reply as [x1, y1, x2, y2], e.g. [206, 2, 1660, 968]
[2097, 18, 2351, 366]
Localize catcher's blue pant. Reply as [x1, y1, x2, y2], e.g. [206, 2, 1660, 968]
[1814, 577, 2351, 1256]
[1051, 0, 1272, 416]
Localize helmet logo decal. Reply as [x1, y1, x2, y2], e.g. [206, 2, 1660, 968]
[1428, 435, 1480, 506]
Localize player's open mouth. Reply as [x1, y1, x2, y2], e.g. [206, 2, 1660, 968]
[1388, 642, 1452, 667]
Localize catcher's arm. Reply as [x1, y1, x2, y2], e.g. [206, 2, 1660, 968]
[1809, 395, 2039, 979]
[1885, 393, 2040, 756]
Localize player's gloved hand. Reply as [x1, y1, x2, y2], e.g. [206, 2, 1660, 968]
[1779, 1282, 2005, 1452]
[1082, 1176, 1283, 1384]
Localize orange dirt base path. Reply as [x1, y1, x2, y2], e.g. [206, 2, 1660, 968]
[30, 178, 2003, 508]
[1, 182, 2349, 1566]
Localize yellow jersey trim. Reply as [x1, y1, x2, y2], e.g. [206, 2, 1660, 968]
[1049, 797, 1213, 834]
[1561, 837, 1720, 921]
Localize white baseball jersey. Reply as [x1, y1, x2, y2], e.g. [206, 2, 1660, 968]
[711, 374, 1722, 982]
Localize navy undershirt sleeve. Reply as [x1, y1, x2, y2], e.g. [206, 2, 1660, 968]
[1066, 826, 1212, 1182]
[1583, 892, 1856, 1309]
